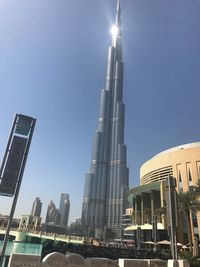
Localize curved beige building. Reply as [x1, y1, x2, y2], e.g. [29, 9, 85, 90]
[126, 142, 200, 244]
[140, 142, 200, 193]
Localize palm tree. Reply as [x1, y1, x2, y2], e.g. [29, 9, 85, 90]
[177, 191, 200, 249]
[154, 204, 166, 223]
[192, 179, 200, 196]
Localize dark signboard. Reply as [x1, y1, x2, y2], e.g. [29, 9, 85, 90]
[0, 136, 27, 196]
[15, 115, 33, 136]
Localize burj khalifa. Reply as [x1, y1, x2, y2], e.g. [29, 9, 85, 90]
[82, 0, 129, 238]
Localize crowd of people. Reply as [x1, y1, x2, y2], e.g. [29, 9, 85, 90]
[41, 240, 171, 260]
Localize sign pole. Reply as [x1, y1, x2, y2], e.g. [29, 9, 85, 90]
[0, 115, 36, 267]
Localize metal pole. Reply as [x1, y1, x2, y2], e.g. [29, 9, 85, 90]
[168, 176, 175, 259]
[0, 182, 21, 267]
[173, 186, 178, 260]
[167, 176, 178, 260]
[153, 215, 157, 251]
[0, 117, 36, 267]
[174, 230, 178, 260]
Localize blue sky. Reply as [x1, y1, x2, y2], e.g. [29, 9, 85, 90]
[0, 0, 200, 224]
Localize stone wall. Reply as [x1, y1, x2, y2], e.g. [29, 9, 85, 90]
[7, 253, 190, 267]
[7, 252, 118, 267]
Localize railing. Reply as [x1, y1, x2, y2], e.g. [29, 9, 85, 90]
[0, 228, 85, 244]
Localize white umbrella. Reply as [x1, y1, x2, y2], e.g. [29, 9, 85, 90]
[158, 240, 171, 245]
[182, 244, 190, 249]
[177, 243, 183, 247]
[143, 241, 156, 245]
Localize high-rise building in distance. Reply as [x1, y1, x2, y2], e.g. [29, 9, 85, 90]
[59, 193, 70, 226]
[82, 0, 129, 239]
[45, 200, 61, 225]
[31, 197, 42, 217]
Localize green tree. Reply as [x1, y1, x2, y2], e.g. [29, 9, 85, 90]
[177, 191, 200, 249]
[192, 179, 200, 196]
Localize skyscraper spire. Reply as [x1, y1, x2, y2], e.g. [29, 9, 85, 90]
[116, 0, 121, 28]
[111, 0, 121, 48]
[82, 1, 129, 239]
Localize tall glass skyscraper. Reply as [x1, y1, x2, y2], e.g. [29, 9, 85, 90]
[45, 200, 61, 225]
[59, 193, 70, 227]
[31, 197, 42, 217]
[82, 0, 129, 238]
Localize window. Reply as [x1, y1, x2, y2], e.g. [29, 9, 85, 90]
[188, 169, 192, 181]
[178, 171, 182, 182]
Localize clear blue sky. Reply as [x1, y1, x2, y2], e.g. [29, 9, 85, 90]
[0, 0, 200, 224]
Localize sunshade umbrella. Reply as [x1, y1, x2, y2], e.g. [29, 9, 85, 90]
[158, 240, 171, 245]
[143, 241, 156, 245]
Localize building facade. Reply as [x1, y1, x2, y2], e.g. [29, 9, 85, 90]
[82, 1, 129, 239]
[126, 181, 168, 242]
[126, 142, 200, 244]
[31, 197, 42, 217]
[45, 200, 61, 225]
[140, 142, 200, 190]
[19, 215, 41, 231]
[0, 214, 20, 229]
[59, 193, 70, 227]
